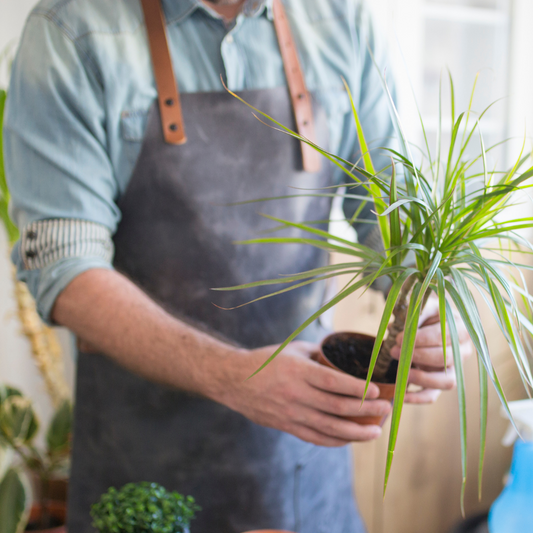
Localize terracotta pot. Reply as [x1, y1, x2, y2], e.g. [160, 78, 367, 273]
[319, 331, 396, 427]
[47, 478, 69, 503]
[29, 475, 69, 504]
[26, 501, 67, 533]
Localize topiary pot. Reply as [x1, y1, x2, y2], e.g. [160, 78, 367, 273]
[318, 332, 396, 426]
[91, 482, 199, 533]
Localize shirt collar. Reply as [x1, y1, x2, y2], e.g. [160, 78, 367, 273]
[161, 0, 273, 25]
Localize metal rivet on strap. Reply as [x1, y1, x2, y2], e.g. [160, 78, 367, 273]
[169, 124, 178, 131]
[165, 98, 175, 106]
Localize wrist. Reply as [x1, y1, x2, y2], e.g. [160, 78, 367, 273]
[196, 342, 249, 404]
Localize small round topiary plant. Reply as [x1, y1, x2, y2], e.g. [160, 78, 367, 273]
[90, 482, 200, 533]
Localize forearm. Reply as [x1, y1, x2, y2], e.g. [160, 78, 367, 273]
[52, 268, 392, 446]
[51, 268, 238, 400]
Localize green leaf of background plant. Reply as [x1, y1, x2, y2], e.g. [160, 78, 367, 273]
[0, 386, 22, 408]
[46, 400, 72, 456]
[0, 396, 39, 446]
[0, 468, 29, 533]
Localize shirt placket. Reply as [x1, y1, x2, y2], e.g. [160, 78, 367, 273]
[221, 17, 246, 91]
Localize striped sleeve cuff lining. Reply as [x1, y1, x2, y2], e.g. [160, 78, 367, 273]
[20, 219, 114, 270]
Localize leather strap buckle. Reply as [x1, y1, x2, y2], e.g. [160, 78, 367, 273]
[140, 0, 187, 145]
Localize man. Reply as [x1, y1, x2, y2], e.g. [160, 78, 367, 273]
[4, 0, 471, 532]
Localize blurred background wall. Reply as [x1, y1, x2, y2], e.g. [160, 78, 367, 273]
[1, 0, 533, 531]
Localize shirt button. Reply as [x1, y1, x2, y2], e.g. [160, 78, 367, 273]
[26, 250, 37, 259]
[26, 230, 37, 240]
[226, 34, 234, 44]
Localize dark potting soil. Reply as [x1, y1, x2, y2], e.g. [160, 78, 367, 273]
[322, 334, 398, 384]
[26, 516, 64, 531]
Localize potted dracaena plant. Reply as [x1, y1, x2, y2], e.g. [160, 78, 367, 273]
[91, 482, 200, 533]
[217, 72, 533, 509]
[0, 385, 72, 533]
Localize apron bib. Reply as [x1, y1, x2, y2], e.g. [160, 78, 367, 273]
[67, 2, 365, 532]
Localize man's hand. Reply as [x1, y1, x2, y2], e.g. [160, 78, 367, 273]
[391, 293, 473, 404]
[213, 341, 392, 447]
[53, 269, 389, 449]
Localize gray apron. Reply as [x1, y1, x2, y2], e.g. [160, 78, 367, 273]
[67, 7, 365, 533]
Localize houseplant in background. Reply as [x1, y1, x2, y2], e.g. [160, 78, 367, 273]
[1, 52, 72, 533]
[219, 73, 533, 509]
[91, 482, 200, 533]
[0, 385, 72, 533]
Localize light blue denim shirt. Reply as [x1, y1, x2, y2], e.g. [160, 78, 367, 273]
[3, 0, 395, 321]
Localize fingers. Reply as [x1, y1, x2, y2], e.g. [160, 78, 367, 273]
[288, 424, 352, 447]
[305, 361, 381, 399]
[288, 420, 381, 447]
[396, 314, 470, 348]
[392, 344, 454, 367]
[397, 321, 469, 348]
[289, 340, 323, 357]
[229, 345, 387, 446]
[286, 405, 383, 445]
[393, 325, 473, 374]
[404, 389, 442, 404]
[302, 387, 392, 419]
[408, 341, 473, 367]
[408, 368, 456, 390]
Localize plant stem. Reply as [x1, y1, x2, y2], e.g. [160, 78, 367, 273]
[8, 440, 51, 527]
[39, 473, 51, 529]
[373, 276, 416, 381]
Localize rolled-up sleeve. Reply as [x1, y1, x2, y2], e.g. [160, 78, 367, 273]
[4, 12, 120, 322]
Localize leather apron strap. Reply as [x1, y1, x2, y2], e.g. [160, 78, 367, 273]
[139, 0, 320, 172]
[272, 0, 320, 173]
[140, 0, 187, 144]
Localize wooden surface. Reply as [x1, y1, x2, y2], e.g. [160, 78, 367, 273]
[331, 254, 526, 533]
